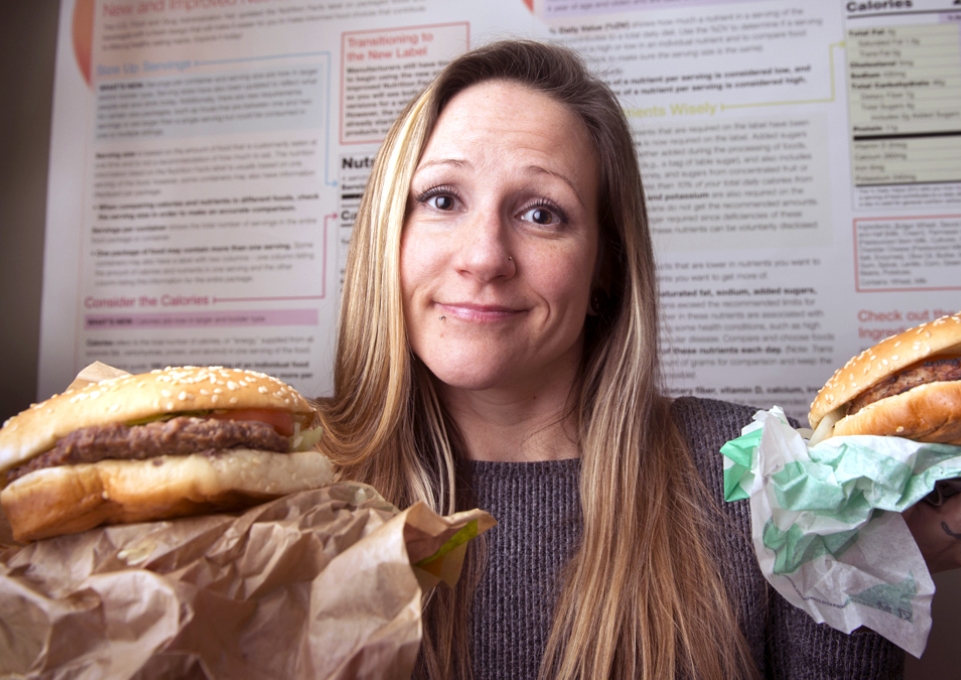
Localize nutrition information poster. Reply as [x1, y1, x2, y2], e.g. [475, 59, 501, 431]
[40, 0, 961, 422]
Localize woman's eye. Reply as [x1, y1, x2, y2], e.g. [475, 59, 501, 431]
[417, 187, 458, 211]
[428, 194, 455, 211]
[520, 205, 562, 226]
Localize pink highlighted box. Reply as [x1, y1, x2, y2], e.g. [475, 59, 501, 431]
[84, 309, 318, 330]
[340, 22, 470, 145]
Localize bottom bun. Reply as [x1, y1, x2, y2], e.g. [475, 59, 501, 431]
[0, 449, 335, 542]
[833, 381, 961, 445]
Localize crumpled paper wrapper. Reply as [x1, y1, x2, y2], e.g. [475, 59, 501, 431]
[0, 482, 495, 679]
[721, 406, 961, 658]
[0, 361, 495, 678]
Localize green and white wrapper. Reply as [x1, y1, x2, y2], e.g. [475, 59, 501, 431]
[721, 406, 961, 658]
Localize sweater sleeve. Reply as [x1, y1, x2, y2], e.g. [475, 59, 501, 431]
[670, 396, 905, 680]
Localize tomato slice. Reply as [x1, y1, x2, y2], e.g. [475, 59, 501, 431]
[208, 409, 295, 437]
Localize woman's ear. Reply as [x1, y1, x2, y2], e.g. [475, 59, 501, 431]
[588, 231, 614, 317]
[588, 288, 609, 316]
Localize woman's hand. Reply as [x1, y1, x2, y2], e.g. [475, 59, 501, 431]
[903, 481, 961, 573]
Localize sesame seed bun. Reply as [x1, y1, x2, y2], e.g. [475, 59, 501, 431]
[0, 366, 331, 542]
[1, 449, 333, 542]
[831, 381, 961, 443]
[808, 312, 961, 443]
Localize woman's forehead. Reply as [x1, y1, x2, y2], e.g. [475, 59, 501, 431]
[418, 80, 598, 188]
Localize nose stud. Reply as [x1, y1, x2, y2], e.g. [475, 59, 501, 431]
[508, 256, 513, 262]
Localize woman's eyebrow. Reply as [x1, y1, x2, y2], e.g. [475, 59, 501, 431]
[414, 158, 470, 173]
[411, 159, 590, 209]
[523, 164, 589, 208]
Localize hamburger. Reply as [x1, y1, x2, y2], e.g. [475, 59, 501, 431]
[0, 366, 333, 542]
[808, 312, 961, 446]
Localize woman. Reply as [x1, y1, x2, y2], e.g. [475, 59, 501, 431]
[316, 40, 904, 679]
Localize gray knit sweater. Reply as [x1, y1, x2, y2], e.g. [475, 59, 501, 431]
[467, 397, 904, 679]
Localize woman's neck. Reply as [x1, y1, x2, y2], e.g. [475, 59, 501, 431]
[439, 382, 581, 463]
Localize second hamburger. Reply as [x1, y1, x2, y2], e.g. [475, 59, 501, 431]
[808, 312, 961, 446]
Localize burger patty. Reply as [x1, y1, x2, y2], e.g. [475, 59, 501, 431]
[5, 417, 289, 484]
[848, 356, 961, 416]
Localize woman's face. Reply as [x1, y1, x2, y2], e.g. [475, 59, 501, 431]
[401, 80, 600, 395]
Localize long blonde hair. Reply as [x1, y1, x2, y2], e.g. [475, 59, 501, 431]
[317, 40, 757, 680]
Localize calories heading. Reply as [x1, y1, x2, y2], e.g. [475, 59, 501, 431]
[846, 0, 913, 13]
[85, 295, 210, 309]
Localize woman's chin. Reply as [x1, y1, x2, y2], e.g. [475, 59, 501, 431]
[426, 362, 521, 394]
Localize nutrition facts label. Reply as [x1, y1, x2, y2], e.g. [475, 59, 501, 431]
[847, 23, 961, 187]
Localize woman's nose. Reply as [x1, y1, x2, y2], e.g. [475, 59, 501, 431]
[454, 209, 516, 282]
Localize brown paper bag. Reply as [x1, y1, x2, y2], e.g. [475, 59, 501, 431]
[0, 483, 494, 679]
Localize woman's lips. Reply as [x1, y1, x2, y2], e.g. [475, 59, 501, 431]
[436, 302, 524, 322]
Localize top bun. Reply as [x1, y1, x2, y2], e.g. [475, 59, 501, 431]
[808, 312, 961, 430]
[0, 366, 315, 476]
